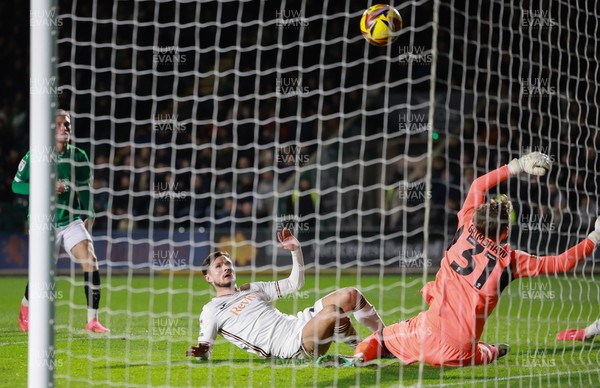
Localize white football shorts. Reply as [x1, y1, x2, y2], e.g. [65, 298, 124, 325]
[55, 218, 92, 255]
[279, 298, 325, 359]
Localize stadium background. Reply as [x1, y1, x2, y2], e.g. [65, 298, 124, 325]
[0, 0, 598, 274]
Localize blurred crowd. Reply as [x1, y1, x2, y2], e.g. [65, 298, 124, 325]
[1, 0, 598, 238]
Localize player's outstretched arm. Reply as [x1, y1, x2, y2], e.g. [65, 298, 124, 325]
[512, 216, 600, 277]
[239, 228, 305, 299]
[460, 152, 552, 221]
[187, 310, 216, 359]
[276, 227, 305, 293]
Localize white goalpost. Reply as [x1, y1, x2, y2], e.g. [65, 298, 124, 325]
[29, 0, 58, 387]
[33, 0, 600, 386]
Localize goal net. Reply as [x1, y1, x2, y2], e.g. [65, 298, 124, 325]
[48, 0, 599, 386]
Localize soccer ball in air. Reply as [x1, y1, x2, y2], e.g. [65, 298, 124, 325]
[360, 4, 403, 46]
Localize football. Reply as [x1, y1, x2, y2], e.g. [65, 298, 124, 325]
[360, 4, 403, 46]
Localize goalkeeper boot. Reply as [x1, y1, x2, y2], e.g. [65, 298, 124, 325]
[86, 318, 110, 333]
[18, 304, 28, 332]
[497, 344, 510, 359]
[556, 329, 587, 341]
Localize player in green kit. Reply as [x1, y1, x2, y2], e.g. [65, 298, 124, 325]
[13, 109, 110, 333]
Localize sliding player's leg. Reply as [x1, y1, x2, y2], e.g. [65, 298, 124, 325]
[64, 220, 109, 332]
[319, 287, 384, 345]
[557, 318, 600, 341]
[301, 304, 354, 359]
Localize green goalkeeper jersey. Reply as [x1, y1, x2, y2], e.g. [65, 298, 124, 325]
[12, 144, 95, 227]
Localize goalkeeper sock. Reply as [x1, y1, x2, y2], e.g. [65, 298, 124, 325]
[22, 283, 29, 307]
[84, 271, 101, 321]
[584, 319, 600, 339]
[353, 296, 384, 332]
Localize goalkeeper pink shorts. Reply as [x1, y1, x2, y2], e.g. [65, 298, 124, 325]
[376, 311, 500, 366]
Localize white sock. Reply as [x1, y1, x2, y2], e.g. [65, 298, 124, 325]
[584, 318, 600, 339]
[21, 297, 29, 307]
[87, 309, 98, 322]
[353, 299, 384, 332]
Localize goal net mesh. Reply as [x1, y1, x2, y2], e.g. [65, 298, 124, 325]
[53, 0, 599, 386]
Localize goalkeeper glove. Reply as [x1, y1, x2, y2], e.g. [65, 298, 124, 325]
[508, 152, 551, 176]
[587, 216, 600, 245]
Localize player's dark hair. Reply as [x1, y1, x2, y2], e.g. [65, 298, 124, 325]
[474, 195, 512, 241]
[201, 251, 230, 276]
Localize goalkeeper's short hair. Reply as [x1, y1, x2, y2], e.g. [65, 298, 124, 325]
[201, 251, 230, 276]
[473, 194, 513, 240]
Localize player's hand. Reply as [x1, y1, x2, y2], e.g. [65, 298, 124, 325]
[508, 152, 551, 176]
[587, 216, 600, 245]
[278, 227, 301, 251]
[55, 179, 69, 194]
[84, 218, 94, 231]
[186, 343, 210, 357]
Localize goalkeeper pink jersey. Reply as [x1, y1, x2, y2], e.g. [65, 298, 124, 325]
[382, 165, 596, 364]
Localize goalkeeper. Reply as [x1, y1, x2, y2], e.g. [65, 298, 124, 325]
[13, 109, 109, 333]
[186, 228, 384, 360]
[321, 152, 599, 367]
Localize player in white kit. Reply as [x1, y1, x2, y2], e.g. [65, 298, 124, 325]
[186, 228, 384, 360]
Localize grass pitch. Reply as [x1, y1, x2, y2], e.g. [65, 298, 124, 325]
[0, 273, 599, 387]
